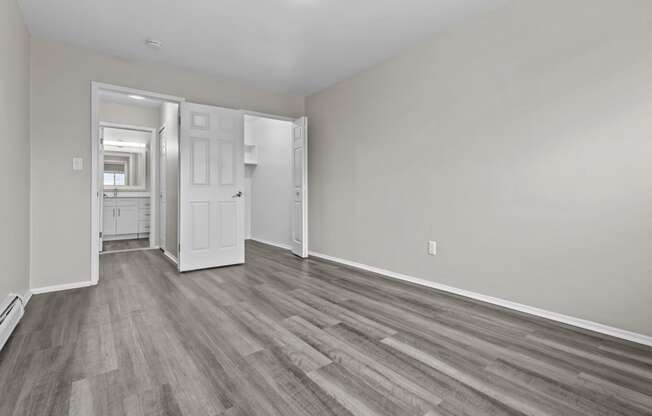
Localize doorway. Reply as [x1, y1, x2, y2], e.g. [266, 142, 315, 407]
[243, 114, 308, 258]
[91, 83, 184, 283]
[100, 123, 156, 253]
[91, 83, 308, 282]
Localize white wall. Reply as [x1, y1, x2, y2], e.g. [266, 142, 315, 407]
[246, 116, 293, 248]
[0, 0, 31, 301]
[29, 38, 304, 290]
[99, 101, 160, 130]
[307, 0, 652, 336]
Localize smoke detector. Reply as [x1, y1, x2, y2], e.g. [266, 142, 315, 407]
[145, 39, 162, 49]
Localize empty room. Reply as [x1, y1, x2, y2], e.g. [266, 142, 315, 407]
[1, 0, 651, 415]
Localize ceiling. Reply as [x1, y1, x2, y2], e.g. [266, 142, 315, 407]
[19, 0, 504, 96]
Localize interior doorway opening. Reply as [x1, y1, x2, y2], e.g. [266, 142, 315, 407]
[96, 89, 181, 258]
[243, 114, 308, 257]
[91, 83, 184, 282]
[91, 82, 307, 282]
[100, 123, 156, 253]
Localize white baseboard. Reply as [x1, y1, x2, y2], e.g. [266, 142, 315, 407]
[249, 238, 292, 251]
[31, 280, 96, 295]
[309, 251, 652, 348]
[162, 249, 178, 265]
[101, 247, 158, 255]
[21, 289, 32, 306]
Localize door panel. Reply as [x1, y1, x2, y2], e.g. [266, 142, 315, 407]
[116, 206, 139, 234]
[191, 138, 210, 185]
[219, 140, 235, 184]
[191, 201, 210, 250]
[179, 102, 244, 271]
[219, 202, 237, 247]
[290, 117, 308, 258]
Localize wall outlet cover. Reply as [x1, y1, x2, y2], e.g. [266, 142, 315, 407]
[72, 157, 83, 171]
[428, 240, 437, 256]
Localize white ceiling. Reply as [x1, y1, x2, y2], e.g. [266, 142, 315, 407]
[19, 0, 504, 96]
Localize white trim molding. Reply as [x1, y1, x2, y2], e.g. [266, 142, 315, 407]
[162, 249, 178, 265]
[21, 290, 32, 307]
[309, 251, 652, 348]
[31, 281, 96, 295]
[249, 238, 292, 251]
[241, 110, 294, 122]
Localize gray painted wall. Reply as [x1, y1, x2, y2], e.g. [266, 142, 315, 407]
[29, 38, 304, 289]
[0, 0, 30, 301]
[306, 0, 652, 336]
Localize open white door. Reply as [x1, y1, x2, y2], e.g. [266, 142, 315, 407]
[98, 126, 105, 251]
[291, 117, 308, 258]
[159, 127, 167, 251]
[179, 103, 245, 271]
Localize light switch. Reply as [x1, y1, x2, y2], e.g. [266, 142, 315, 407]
[72, 157, 83, 171]
[428, 241, 437, 256]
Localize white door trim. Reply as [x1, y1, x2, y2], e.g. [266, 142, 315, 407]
[91, 82, 186, 284]
[241, 110, 294, 122]
[290, 117, 308, 258]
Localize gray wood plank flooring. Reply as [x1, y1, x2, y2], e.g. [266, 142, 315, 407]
[102, 238, 150, 252]
[1, 240, 651, 416]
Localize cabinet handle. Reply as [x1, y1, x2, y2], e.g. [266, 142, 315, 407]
[113, 208, 115, 218]
[118, 208, 121, 216]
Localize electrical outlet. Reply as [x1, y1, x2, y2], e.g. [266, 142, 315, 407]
[428, 241, 437, 256]
[72, 157, 83, 171]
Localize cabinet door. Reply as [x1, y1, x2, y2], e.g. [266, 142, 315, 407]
[116, 206, 139, 235]
[103, 205, 116, 235]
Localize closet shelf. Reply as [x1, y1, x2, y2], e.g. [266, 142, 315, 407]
[244, 144, 258, 165]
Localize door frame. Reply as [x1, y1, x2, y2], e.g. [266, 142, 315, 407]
[158, 125, 167, 253]
[241, 111, 309, 257]
[91, 82, 185, 284]
[242, 110, 294, 123]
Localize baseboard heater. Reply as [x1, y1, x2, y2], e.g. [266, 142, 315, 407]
[0, 294, 26, 352]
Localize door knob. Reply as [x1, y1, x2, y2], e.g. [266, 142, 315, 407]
[232, 191, 243, 198]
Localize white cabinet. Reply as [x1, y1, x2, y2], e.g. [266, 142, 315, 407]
[103, 197, 150, 240]
[138, 200, 150, 233]
[116, 205, 139, 234]
[103, 204, 116, 235]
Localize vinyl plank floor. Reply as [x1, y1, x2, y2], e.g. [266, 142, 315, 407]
[102, 238, 150, 252]
[1, 240, 651, 416]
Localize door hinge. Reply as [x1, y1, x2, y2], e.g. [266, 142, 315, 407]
[99, 232, 103, 238]
[178, 243, 181, 253]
